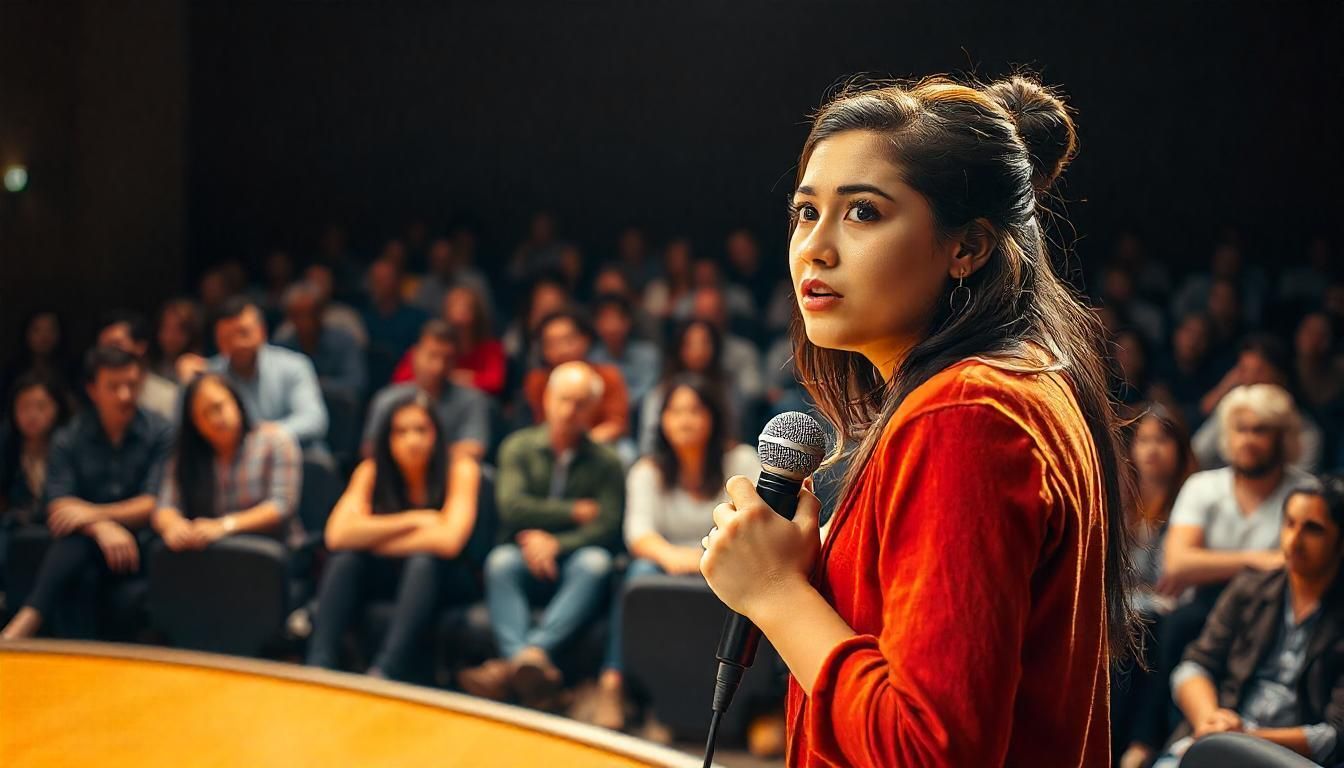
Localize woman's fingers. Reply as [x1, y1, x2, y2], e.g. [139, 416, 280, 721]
[711, 501, 736, 529]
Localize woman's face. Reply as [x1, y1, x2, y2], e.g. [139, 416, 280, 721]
[444, 287, 476, 329]
[190, 378, 243, 452]
[389, 405, 437, 471]
[680, 324, 715, 372]
[789, 130, 953, 375]
[159, 307, 192, 358]
[661, 385, 712, 451]
[1131, 416, 1179, 487]
[14, 385, 59, 442]
[26, 313, 60, 358]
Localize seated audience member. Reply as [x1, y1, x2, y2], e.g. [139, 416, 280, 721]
[362, 321, 489, 462]
[308, 390, 481, 681]
[501, 273, 570, 369]
[588, 293, 661, 409]
[153, 299, 204, 384]
[96, 309, 180, 422]
[592, 375, 760, 731]
[688, 286, 765, 405]
[522, 309, 630, 448]
[639, 319, 741, 455]
[0, 373, 73, 585]
[151, 373, 302, 550]
[457, 362, 624, 710]
[391, 284, 506, 397]
[2, 310, 76, 397]
[274, 264, 369, 348]
[273, 281, 367, 402]
[1292, 312, 1344, 455]
[1, 347, 173, 640]
[411, 236, 494, 323]
[1151, 313, 1220, 431]
[1193, 335, 1324, 471]
[179, 297, 329, 456]
[641, 238, 694, 325]
[363, 259, 429, 389]
[1151, 475, 1344, 767]
[1114, 403, 1196, 764]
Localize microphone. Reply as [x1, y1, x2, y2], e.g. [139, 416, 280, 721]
[703, 411, 826, 765]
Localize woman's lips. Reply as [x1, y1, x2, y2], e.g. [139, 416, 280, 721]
[800, 278, 843, 311]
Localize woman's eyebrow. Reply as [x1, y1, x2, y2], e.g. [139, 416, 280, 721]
[795, 183, 896, 202]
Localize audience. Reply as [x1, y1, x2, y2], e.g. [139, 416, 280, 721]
[1, 347, 173, 640]
[522, 309, 631, 449]
[639, 319, 741, 455]
[152, 373, 302, 550]
[1154, 475, 1344, 767]
[0, 373, 73, 584]
[95, 310, 181, 422]
[592, 374, 760, 731]
[457, 362, 624, 711]
[362, 321, 489, 462]
[308, 389, 481, 681]
[363, 259, 430, 389]
[273, 281, 367, 402]
[181, 297, 330, 456]
[3, 310, 76, 397]
[152, 299, 204, 384]
[588, 293, 661, 410]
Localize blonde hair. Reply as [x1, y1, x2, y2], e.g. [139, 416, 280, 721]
[1216, 383, 1302, 464]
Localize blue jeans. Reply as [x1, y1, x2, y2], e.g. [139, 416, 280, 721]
[601, 556, 675, 673]
[483, 543, 612, 659]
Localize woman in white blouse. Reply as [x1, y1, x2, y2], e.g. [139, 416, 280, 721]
[592, 373, 760, 731]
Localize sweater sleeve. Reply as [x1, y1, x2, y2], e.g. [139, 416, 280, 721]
[803, 403, 1055, 767]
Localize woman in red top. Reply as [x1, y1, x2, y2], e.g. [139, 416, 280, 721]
[700, 74, 1138, 766]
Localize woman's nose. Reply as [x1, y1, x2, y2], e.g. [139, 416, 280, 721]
[796, 228, 838, 268]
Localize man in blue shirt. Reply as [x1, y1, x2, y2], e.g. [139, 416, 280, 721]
[1, 346, 174, 639]
[184, 296, 329, 457]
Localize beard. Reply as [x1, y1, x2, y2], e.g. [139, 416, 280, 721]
[1233, 441, 1284, 479]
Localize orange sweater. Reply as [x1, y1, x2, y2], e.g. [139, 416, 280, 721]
[785, 358, 1111, 767]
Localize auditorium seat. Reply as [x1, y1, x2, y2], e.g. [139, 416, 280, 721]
[1181, 732, 1322, 768]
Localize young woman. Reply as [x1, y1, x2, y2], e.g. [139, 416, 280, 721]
[593, 374, 760, 731]
[0, 373, 72, 584]
[444, 284, 506, 396]
[1114, 403, 1196, 765]
[307, 390, 481, 681]
[152, 373, 302, 549]
[698, 75, 1136, 766]
[154, 299, 204, 384]
[637, 319, 740, 455]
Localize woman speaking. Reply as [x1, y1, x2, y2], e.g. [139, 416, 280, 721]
[699, 74, 1136, 766]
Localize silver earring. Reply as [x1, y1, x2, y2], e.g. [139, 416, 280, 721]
[949, 272, 972, 314]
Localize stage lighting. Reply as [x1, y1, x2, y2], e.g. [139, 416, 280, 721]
[4, 164, 28, 193]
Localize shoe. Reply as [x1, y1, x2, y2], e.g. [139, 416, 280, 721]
[457, 659, 513, 701]
[591, 681, 625, 731]
[511, 647, 563, 710]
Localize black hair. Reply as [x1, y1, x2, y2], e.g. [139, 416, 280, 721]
[1287, 473, 1344, 533]
[213, 295, 260, 327]
[650, 373, 730, 499]
[83, 345, 142, 384]
[418, 318, 457, 346]
[370, 390, 447, 514]
[533, 307, 595, 345]
[1, 371, 74, 508]
[174, 373, 254, 520]
[592, 292, 634, 320]
[97, 309, 152, 346]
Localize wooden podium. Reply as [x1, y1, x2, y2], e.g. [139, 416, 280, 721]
[0, 640, 714, 767]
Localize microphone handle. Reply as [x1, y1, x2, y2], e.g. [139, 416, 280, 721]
[714, 469, 802, 670]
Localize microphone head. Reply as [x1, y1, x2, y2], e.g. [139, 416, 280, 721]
[757, 411, 827, 480]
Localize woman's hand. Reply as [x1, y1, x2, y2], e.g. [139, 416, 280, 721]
[701, 475, 821, 620]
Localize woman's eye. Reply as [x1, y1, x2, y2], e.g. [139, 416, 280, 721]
[790, 201, 818, 222]
[845, 200, 881, 222]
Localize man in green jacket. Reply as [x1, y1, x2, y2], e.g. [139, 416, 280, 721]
[458, 361, 625, 709]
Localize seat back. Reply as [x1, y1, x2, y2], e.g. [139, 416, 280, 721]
[1182, 733, 1321, 768]
[147, 536, 289, 656]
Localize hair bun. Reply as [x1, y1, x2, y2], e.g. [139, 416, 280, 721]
[984, 76, 1078, 193]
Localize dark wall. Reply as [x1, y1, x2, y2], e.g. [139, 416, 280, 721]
[187, 2, 1343, 283]
[1, 0, 187, 364]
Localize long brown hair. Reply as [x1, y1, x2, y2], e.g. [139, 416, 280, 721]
[1130, 401, 1195, 528]
[788, 74, 1140, 661]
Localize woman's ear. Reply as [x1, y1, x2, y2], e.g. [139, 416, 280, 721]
[948, 218, 997, 278]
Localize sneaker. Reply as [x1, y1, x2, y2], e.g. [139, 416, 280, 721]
[457, 659, 513, 701]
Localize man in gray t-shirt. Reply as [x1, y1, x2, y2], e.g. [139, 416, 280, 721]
[360, 321, 490, 460]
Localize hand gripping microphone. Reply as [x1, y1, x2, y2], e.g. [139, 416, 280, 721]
[701, 411, 826, 767]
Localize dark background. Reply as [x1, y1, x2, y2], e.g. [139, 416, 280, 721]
[3, 1, 1341, 359]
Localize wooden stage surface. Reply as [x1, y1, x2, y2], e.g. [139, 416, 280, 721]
[0, 640, 713, 767]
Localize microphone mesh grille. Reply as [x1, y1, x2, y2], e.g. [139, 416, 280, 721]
[757, 411, 827, 477]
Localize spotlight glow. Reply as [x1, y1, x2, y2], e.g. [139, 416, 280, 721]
[3, 165, 27, 193]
